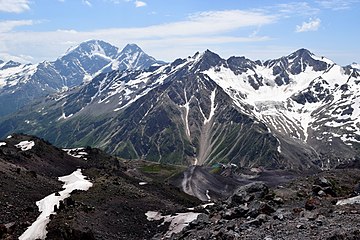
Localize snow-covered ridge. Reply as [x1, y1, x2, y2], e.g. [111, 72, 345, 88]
[201, 50, 360, 146]
[19, 169, 93, 240]
[0, 63, 38, 88]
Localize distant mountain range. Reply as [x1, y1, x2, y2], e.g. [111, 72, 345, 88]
[1, 41, 360, 170]
[0, 40, 164, 116]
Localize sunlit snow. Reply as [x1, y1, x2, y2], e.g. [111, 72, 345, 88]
[15, 140, 35, 151]
[63, 148, 88, 160]
[336, 196, 360, 205]
[0, 142, 6, 146]
[19, 169, 92, 240]
[146, 211, 201, 237]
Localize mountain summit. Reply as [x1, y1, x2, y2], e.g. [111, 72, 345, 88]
[0, 40, 164, 117]
[100, 43, 165, 73]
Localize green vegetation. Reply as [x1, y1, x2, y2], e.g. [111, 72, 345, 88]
[139, 162, 186, 180]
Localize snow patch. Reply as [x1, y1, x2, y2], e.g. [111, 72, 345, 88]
[180, 89, 191, 138]
[205, 190, 211, 201]
[139, 182, 148, 185]
[145, 211, 201, 237]
[15, 140, 35, 151]
[19, 169, 93, 240]
[63, 148, 88, 160]
[0, 142, 6, 146]
[204, 89, 217, 124]
[336, 196, 360, 205]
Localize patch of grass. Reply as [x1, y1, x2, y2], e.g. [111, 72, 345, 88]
[140, 163, 181, 173]
[139, 163, 186, 180]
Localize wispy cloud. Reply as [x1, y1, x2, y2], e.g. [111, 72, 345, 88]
[316, 0, 360, 10]
[0, 20, 34, 33]
[0, 0, 30, 13]
[82, 0, 92, 7]
[134, 0, 146, 7]
[0, 9, 277, 62]
[276, 2, 320, 16]
[0, 52, 34, 63]
[296, 18, 321, 32]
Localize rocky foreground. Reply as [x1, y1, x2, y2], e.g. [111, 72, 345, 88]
[1, 134, 360, 239]
[170, 168, 360, 240]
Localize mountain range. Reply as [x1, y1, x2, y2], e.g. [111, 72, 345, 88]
[0, 40, 164, 116]
[1, 41, 360, 171]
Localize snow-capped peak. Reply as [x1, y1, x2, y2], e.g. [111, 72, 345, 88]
[121, 43, 144, 55]
[61, 39, 119, 60]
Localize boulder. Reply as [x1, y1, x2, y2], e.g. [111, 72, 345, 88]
[305, 197, 321, 210]
[228, 182, 269, 205]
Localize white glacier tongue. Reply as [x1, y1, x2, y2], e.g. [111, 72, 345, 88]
[19, 169, 93, 240]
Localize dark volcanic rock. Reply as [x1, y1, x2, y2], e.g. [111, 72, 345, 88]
[228, 182, 269, 205]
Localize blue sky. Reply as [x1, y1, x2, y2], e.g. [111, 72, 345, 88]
[0, 0, 359, 65]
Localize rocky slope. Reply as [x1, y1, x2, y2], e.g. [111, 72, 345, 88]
[0, 134, 199, 239]
[0, 40, 163, 117]
[0, 134, 88, 238]
[1, 48, 359, 170]
[170, 165, 360, 240]
[1, 135, 360, 239]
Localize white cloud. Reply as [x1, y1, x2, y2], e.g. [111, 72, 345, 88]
[0, 10, 277, 63]
[0, 20, 34, 33]
[276, 2, 320, 16]
[316, 0, 360, 10]
[296, 18, 321, 32]
[134, 0, 146, 7]
[82, 0, 92, 7]
[0, 52, 34, 63]
[0, 0, 30, 13]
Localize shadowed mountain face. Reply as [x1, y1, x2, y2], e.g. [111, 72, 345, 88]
[0, 40, 164, 117]
[1, 48, 360, 170]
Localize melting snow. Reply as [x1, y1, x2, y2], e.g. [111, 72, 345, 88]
[63, 148, 88, 160]
[19, 169, 93, 240]
[204, 89, 217, 124]
[15, 141, 35, 151]
[145, 211, 201, 237]
[336, 196, 360, 205]
[180, 89, 191, 138]
[205, 190, 211, 201]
